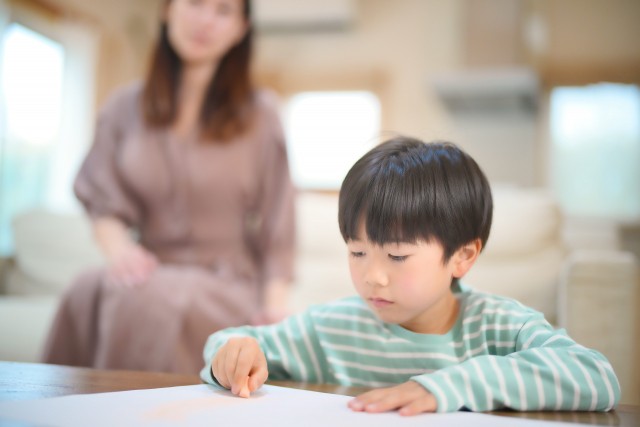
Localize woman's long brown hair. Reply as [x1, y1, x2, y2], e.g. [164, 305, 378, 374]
[142, 0, 254, 142]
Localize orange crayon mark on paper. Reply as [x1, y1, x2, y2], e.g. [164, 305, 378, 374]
[142, 395, 245, 422]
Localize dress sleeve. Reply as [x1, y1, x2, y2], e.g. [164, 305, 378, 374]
[254, 94, 296, 284]
[73, 89, 142, 227]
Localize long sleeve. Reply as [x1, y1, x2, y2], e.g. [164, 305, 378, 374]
[200, 293, 621, 413]
[412, 313, 621, 412]
[73, 84, 142, 227]
[200, 310, 327, 386]
[252, 92, 296, 284]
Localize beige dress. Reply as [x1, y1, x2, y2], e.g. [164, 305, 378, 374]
[42, 83, 295, 374]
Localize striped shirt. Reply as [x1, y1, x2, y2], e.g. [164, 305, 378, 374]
[200, 285, 620, 412]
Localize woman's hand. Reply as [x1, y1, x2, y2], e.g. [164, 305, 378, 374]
[93, 217, 158, 287]
[106, 243, 158, 287]
[348, 381, 438, 416]
[211, 337, 268, 398]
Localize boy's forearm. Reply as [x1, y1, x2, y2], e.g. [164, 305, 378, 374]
[201, 311, 323, 386]
[411, 345, 620, 413]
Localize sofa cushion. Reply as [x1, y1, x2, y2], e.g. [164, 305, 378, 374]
[463, 245, 565, 324]
[295, 192, 346, 257]
[293, 192, 354, 312]
[464, 187, 566, 323]
[10, 209, 104, 295]
[483, 187, 562, 258]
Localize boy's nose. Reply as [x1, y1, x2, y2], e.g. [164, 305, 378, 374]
[363, 264, 389, 287]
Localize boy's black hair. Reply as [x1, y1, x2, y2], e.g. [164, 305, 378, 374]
[338, 136, 493, 263]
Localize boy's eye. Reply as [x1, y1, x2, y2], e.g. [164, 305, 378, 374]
[217, 2, 234, 15]
[388, 254, 408, 262]
[350, 251, 365, 258]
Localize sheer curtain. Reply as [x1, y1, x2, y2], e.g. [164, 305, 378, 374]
[0, 2, 97, 255]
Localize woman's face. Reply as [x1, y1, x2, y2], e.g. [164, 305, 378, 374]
[166, 0, 247, 66]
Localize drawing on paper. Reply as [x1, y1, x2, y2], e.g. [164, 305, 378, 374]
[141, 390, 266, 422]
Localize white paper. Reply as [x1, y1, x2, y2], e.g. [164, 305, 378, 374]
[0, 384, 593, 427]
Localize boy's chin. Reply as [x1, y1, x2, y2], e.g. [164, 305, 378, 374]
[367, 305, 403, 324]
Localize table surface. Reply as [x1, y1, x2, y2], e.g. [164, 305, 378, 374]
[0, 361, 638, 426]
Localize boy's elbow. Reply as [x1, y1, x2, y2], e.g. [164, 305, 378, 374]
[608, 377, 622, 411]
[594, 364, 622, 411]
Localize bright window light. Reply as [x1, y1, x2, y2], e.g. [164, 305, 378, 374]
[285, 91, 381, 190]
[0, 23, 65, 254]
[2, 23, 64, 145]
[550, 84, 640, 220]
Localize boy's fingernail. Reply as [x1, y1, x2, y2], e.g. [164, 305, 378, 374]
[349, 400, 363, 410]
[239, 385, 250, 398]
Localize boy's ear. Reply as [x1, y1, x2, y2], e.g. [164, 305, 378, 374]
[451, 239, 482, 279]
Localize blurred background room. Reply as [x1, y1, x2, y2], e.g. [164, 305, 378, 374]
[0, 0, 638, 404]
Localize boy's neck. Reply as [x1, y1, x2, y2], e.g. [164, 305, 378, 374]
[401, 292, 460, 335]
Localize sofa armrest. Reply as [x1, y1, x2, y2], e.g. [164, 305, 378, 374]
[558, 250, 639, 405]
[0, 296, 59, 362]
[0, 256, 15, 295]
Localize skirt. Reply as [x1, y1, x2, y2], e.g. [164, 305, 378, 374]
[41, 263, 260, 374]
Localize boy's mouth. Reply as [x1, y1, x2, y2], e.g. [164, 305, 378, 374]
[369, 297, 393, 308]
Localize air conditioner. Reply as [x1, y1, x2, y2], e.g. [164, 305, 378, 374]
[431, 67, 540, 116]
[253, 0, 356, 32]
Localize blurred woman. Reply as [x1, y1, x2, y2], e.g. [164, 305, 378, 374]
[42, 0, 295, 374]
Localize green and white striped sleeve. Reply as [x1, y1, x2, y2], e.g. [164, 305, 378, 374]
[411, 314, 621, 413]
[200, 310, 328, 386]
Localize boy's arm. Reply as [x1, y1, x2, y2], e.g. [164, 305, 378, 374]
[411, 315, 621, 413]
[200, 310, 326, 386]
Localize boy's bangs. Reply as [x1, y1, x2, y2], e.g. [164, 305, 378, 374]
[339, 137, 493, 263]
[342, 159, 436, 245]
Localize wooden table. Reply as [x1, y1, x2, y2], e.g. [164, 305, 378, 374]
[1, 361, 638, 426]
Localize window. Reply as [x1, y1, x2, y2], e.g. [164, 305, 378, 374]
[0, 23, 65, 254]
[0, 10, 97, 256]
[550, 84, 640, 220]
[285, 91, 381, 190]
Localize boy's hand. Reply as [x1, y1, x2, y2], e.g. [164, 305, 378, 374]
[211, 337, 268, 398]
[348, 381, 437, 416]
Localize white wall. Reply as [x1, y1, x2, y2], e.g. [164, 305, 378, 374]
[18, 0, 640, 186]
[254, 0, 542, 185]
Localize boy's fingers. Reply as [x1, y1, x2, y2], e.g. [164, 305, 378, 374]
[398, 399, 431, 416]
[248, 364, 268, 392]
[351, 388, 385, 406]
[364, 392, 408, 412]
[213, 338, 264, 396]
[232, 347, 255, 389]
[399, 393, 437, 416]
[224, 344, 242, 392]
[212, 354, 230, 389]
[238, 378, 251, 398]
[351, 389, 397, 413]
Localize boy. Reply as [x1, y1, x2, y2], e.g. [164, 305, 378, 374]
[200, 137, 620, 415]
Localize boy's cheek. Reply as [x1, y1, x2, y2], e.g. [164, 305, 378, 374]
[349, 269, 362, 289]
[394, 273, 421, 292]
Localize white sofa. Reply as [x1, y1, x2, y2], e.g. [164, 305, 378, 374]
[1, 188, 638, 404]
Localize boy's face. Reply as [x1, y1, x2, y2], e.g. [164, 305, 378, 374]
[347, 222, 472, 334]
